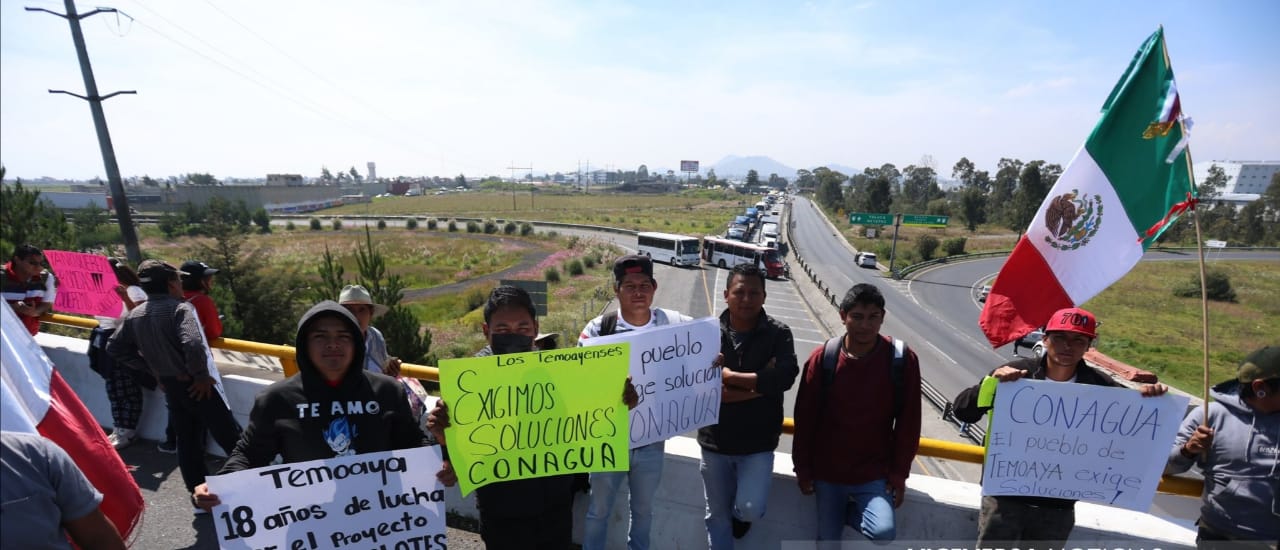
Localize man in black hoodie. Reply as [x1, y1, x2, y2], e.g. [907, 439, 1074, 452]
[193, 301, 445, 511]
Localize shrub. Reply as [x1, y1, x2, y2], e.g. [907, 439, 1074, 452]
[447, 220, 458, 232]
[463, 286, 488, 311]
[567, 259, 585, 276]
[376, 219, 387, 230]
[426, 218, 437, 230]
[406, 218, 418, 230]
[583, 254, 597, 269]
[916, 235, 940, 261]
[309, 217, 322, 231]
[545, 267, 561, 283]
[331, 218, 343, 231]
[285, 221, 296, 231]
[503, 222, 518, 235]
[942, 237, 967, 256]
[1173, 269, 1237, 302]
[466, 221, 481, 233]
[520, 222, 534, 236]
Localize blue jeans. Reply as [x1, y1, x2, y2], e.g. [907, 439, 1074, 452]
[700, 449, 774, 549]
[814, 478, 896, 542]
[582, 441, 665, 550]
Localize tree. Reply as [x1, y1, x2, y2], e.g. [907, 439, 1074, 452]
[1237, 200, 1266, 245]
[349, 166, 362, 183]
[251, 207, 271, 233]
[141, 175, 160, 187]
[197, 217, 305, 344]
[794, 169, 815, 191]
[899, 164, 939, 213]
[321, 166, 334, 183]
[185, 172, 219, 186]
[813, 167, 847, 210]
[1199, 164, 1230, 201]
[353, 228, 432, 364]
[916, 234, 940, 261]
[959, 186, 987, 231]
[310, 244, 346, 303]
[706, 169, 719, 187]
[952, 157, 975, 187]
[863, 164, 896, 213]
[1008, 160, 1050, 232]
[455, 174, 467, 188]
[1264, 172, 1280, 212]
[989, 158, 1022, 224]
[72, 201, 108, 235]
[637, 165, 649, 181]
[0, 169, 76, 253]
[745, 169, 760, 191]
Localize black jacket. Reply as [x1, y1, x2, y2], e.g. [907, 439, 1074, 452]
[220, 301, 426, 473]
[952, 355, 1116, 508]
[697, 308, 799, 455]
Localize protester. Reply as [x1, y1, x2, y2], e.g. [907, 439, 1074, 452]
[194, 301, 446, 512]
[2, 244, 57, 336]
[953, 306, 1168, 547]
[579, 254, 692, 550]
[338, 284, 401, 377]
[793, 283, 921, 542]
[0, 431, 126, 550]
[699, 263, 798, 548]
[180, 260, 222, 341]
[90, 259, 151, 450]
[1165, 345, 1279, 547]
[426, 285, 620, 549]
[107, 259, 242, 512]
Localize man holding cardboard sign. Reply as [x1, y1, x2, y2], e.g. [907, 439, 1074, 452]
[953, 307, 1168, 547]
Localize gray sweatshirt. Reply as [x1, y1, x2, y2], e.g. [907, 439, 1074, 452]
[1165, 380, 1279, 540]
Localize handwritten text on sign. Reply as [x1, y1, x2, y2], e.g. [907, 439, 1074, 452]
[982, 379, 1188, 511]
[440, 344, 632, 497]
[42, 250, 120, 317]
[585, 317, 721, 448]
[204, 446, 446, 550]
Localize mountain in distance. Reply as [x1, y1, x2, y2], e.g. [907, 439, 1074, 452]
[710, 155, 795, 179]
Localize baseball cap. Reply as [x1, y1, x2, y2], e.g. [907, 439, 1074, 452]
[338, 284, 389, 318]
[1236, 346, 1280, 383]
[180, 260, 219, 279]
[613, 254, 654, 283]
[137, 260, 187, 283]
[1044, 307, 1097, 339]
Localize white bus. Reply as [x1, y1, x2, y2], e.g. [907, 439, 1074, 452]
[637, 232, 702, 267]
[701, 236, 787, 279]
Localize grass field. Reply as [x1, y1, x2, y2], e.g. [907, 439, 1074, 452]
[1082, 260, 1279, 393]
[322, 190, 754, 237]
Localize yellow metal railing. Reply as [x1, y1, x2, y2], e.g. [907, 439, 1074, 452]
[43, 312, 1201, 498]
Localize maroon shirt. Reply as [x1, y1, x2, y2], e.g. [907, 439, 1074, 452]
[792, 334, 922, 489]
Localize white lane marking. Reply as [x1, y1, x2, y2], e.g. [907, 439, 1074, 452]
[927, 341, 959, 365]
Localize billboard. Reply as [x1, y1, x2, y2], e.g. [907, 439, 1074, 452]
[680, 160, 699, 173]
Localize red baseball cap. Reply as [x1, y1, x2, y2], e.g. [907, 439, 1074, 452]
[1045, 307, 1097, 338]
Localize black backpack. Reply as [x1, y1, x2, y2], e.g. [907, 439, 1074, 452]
[819, 336, 908, 425]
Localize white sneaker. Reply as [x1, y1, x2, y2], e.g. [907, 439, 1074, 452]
[108, 429, 136, 450]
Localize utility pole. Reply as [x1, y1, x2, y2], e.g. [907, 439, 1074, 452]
[27, 1, 142, 265]
[506, 162, 531, 210]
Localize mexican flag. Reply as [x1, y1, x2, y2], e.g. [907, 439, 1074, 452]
[1, 302, 144, 540]
[980, 28, 1196, 347]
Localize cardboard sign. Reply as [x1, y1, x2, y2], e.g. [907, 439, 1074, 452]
[440, 344, 632, 496]
[204, 446, 447, 550]
[982, 379, 1189, 511]
[41, 250, 121, 317]
[584, 317, 721, 448]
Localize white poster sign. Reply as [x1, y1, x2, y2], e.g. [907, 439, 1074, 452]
[585, 317, 721, 448]
[982, 379, 1189, 511]
[205, 446, 447, 550]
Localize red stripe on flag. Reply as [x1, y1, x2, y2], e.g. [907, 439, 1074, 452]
[979, 237, 1075, 347]
[37, 370, 144, 542]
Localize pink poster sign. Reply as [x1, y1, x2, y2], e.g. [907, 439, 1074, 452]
[42, 250, 122, 318]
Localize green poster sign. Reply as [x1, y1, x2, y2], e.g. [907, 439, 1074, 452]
[901, 214, 950, 227]
[440, 343, 632, 496]
[849, 212, 895, 225]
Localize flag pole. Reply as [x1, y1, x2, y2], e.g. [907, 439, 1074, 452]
[1191, 206, 1210, 418]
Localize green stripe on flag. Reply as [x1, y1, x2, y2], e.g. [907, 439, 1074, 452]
[1083, 28, 1193, 248]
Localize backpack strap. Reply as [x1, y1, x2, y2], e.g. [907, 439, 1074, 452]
[891, 338, 908, 424]
[600, 311, 618, 337]
[818, 335, 843, 413]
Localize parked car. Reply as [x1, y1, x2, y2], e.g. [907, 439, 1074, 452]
[856, 252, 878, 268]
[1013, 328, 1045, 358]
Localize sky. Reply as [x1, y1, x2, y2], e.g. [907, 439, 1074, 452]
[2, 0, 1277, 181]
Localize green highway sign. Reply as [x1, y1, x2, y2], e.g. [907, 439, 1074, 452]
[849, 212, 895, 226]
[901, 214, 949, 227]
